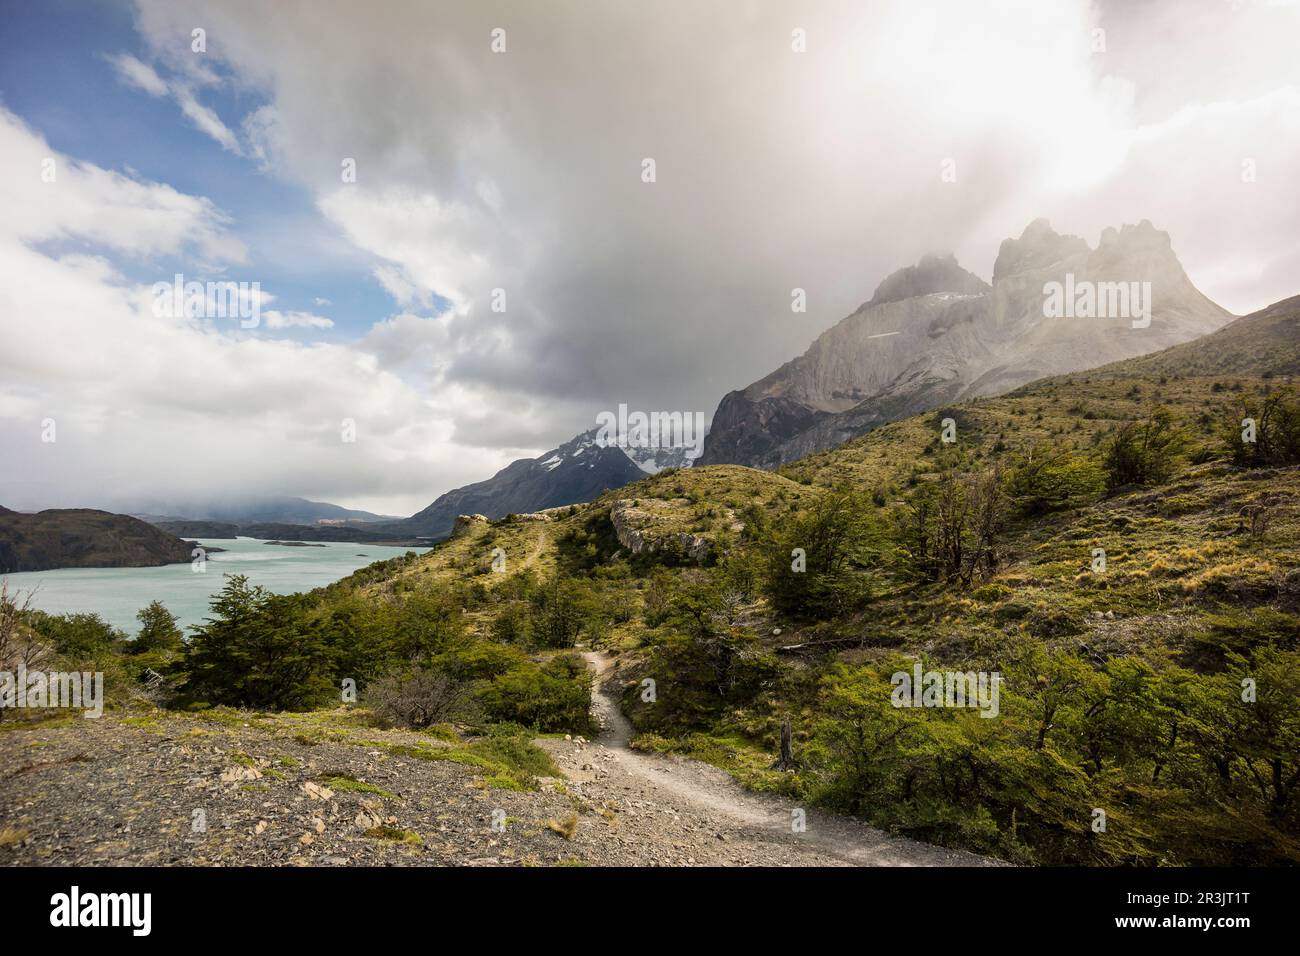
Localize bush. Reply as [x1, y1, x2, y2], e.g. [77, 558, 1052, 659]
[1102, 410, 1185, 490]
[764, 488, 883, 618]
[1226, 390, 1300, 467]
[476, 653, 592, 732]
[366, 664, 479, 728]
[1005, 447, 1104, 516]
[31, 611, 125, 661]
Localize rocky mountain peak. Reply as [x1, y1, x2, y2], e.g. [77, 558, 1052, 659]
[866, 253, 989, 309]
[992, 219, 1090, 282]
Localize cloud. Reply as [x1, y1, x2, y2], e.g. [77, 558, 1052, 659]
[122, 0, 1300, 423]
[0, 107, 521, 514]
[264, 309, 334, 329]
[0, 107, 243, 263]
[108, 51, 243, 155]
[107, 53, 169, 97]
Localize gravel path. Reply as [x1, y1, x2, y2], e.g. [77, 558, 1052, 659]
[531, 651, 997, 866]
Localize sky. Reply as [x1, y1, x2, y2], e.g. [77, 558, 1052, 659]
[0, 0, 1297, 516]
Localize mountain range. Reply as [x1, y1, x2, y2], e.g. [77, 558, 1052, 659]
[701, 219, 1233, 468]
[396, 217, 1232, 532]
[111, 495, 400, 526]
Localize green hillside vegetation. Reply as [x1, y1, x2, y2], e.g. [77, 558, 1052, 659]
[5, 300, 1299, 865]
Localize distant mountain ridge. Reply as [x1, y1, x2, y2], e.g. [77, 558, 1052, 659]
[392, 429, 699, 540]
[702, 219, 1234, 468]
[0, 508, 195, 573]
[107, 495, 399, 526]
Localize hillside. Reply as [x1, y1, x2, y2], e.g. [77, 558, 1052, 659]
[0, 508, 195, 573]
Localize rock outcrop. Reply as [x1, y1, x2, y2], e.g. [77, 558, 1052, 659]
[609, 500, 717, 563]
[449, 514, 491, 539]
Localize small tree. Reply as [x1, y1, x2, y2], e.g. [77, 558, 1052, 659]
[133, 600, 183, 655]
[183, 575, 335, 710]
[1228, 390, 1300, 468]
[765, 488, 881, 618]
[1103, 410, 1185, 491]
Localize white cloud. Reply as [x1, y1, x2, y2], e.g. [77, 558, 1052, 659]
[108, 51, 243, 155]
[123, 0, 1300, 417]
[0, 108, 243, 264]
[264, 309, 334, 329]
[107, 53, 169, 97]
[6, 0, 1300, 514]
[0, 107, 523, 514]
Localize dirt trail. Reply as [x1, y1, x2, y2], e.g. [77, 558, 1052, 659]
[536, 650, 999, 867]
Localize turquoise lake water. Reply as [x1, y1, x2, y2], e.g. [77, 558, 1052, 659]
[1, 537, 427, 635]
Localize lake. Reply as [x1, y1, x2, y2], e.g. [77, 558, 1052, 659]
[0, 537, 427, 634]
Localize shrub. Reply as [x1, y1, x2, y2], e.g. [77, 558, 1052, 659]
[764, 488, 883, 618]
[1005, 447, 1104, 516]
[1226, 390, 1300, 467]
[1102, 410, 1185, 490]
[366, 664, 480, 728]
[476, 654, 592, 732]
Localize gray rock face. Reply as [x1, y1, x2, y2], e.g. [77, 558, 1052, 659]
[702, 219, 1233, 468]
[609, 500, 714, 563]
[449, 514, 490, 539]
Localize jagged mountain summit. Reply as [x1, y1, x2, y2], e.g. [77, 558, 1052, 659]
[394, 429, 698, 539]
[701, 220, 1234, 468]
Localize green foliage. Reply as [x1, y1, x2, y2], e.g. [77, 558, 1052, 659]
[182, 575, 337, 711]
[393, 589, 466, 660]
[529, 577, 603, 648]
[1103, 409, 1186, 490]
[477, 655, 593, 732]
[33, 611, 125, 661]
[764, 488, 883, 618]
[787, 644, 1300, 864]
[1004, 447, 1104, 516]
[1226, 389, 1300, 467]
[132, 601, 183, 655]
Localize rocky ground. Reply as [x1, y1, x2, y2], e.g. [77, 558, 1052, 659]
[0, 654, 996, 867]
